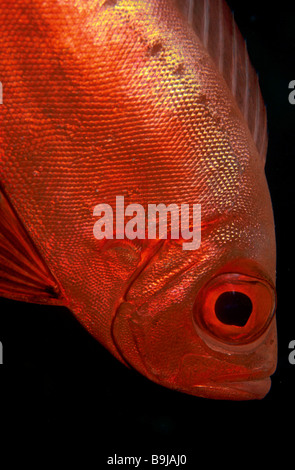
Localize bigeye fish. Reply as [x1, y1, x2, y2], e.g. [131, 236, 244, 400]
[0, 0, 276, 399]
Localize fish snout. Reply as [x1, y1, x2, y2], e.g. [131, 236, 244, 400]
[178, 315, 277, 401]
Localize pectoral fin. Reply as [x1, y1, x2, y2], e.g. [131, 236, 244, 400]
[0, 186, 63, 305]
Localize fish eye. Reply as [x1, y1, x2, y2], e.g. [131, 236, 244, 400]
[193, 273, 276, 345]
[214, 291, 253, 327]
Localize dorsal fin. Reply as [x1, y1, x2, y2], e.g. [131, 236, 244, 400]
[0, 186, 63, 305]
[175, 0, 268, 164]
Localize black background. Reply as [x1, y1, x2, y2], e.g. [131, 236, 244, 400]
[1, 0, 294, 465]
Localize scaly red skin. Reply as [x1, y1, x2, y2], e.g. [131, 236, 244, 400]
[0, 0, 276, 399]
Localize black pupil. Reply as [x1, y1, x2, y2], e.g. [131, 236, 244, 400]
[214, 291, 253, 327]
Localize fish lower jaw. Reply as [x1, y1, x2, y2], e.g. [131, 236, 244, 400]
[192, 377, 271, 400]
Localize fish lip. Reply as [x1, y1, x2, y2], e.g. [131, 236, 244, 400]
[222, 376, 271, 399]
[192, 376, 271, 400]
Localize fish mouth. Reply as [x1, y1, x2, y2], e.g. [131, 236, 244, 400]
[192, 377, 271, 400]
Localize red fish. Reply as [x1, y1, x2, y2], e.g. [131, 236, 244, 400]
[0, 0, 276, 399]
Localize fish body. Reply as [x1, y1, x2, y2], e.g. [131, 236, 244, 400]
[0, 0, 276, 399]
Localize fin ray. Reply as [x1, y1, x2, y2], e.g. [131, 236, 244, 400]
[0, 186, 63, 305]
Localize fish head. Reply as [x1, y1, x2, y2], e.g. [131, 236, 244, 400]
[112, 260, 276, 402]
[112, 147, 277, 401]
